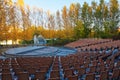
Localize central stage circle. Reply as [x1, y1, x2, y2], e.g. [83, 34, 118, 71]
[5, 46, 77, 57]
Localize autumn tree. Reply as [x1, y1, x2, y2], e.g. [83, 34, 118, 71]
[0, 0, 12, 45]
[109, 0, 119, 33]
[81, 2, 91, 38]
[0, 0, 6, 43]
[69, 3, 81, 27]
[56, 10, 63, 39]
[47, 12, 55, 38]
[74, 20, 84, 39]
[0, 0, 120, 45]
[62, 6, 74, 39]
[8, 1, 21, 44]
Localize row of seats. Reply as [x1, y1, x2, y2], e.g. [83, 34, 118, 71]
[0, 57, 54, 80]
[60, 51, 120, 80]
[0, 51, 119, 80]
[78, 40, 120, 51]
[65, 39, 111, 48]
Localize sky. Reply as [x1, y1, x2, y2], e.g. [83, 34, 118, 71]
[14, 0, 120, 13]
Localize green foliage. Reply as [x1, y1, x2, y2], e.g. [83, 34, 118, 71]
[113, 32, 120, 40]
[100, 32, 113, 39]
[74, 20, 85, 39]
[20, 40, 33, 44]
[47, 38, 75, 46]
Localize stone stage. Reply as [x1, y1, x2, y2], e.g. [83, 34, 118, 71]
[4, 46, 76, 57]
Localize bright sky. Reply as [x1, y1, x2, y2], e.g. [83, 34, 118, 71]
[14, 0, 120, 13]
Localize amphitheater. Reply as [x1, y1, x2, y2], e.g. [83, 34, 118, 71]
[0, 38, 120, 80]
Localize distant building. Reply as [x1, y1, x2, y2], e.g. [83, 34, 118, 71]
[0, 39, 20, 45]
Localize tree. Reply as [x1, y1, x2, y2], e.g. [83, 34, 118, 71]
[81, 2, 91, 38]
[0, 0, 12, 45]
[68, 3, 81, 28]
[109, 0, 119, 33]
[56, 10, 62, 30]
[8, 1, 20, 44]
[56, 10, 63, 39]
[62, 6, 68, 30]
[69, 3, 76, 28]
[74, 20, 84, 39]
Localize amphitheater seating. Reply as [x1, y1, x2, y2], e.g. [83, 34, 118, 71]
[17, 72, 29, 80]
[99, 71, 109, 80]
[0, 39, 120, 80]
[111, 68, 120, 80]
[65, 39, 111, 48]
[65, 39, 120, 53]
[1, 73, 12, 80]
[85, 73, 95, 80]
[48, 78, 61, 80]
[49, 70, 60, 79]
[67, 75, 78, 80]
[78, 40, 120, 51]
[35, 71, 46, 80]
[0, 52, 119, 80]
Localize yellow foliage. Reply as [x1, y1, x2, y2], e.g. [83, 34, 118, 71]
[70, 3, 75, 11]
[17, 0, 24, 7]
[6, 0, 13, 6]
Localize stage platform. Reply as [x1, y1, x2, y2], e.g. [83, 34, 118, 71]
[4, 46, 76, 57]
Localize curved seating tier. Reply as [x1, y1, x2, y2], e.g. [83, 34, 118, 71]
[65, 39, 111, 48]
[0, 51, 119, 80]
